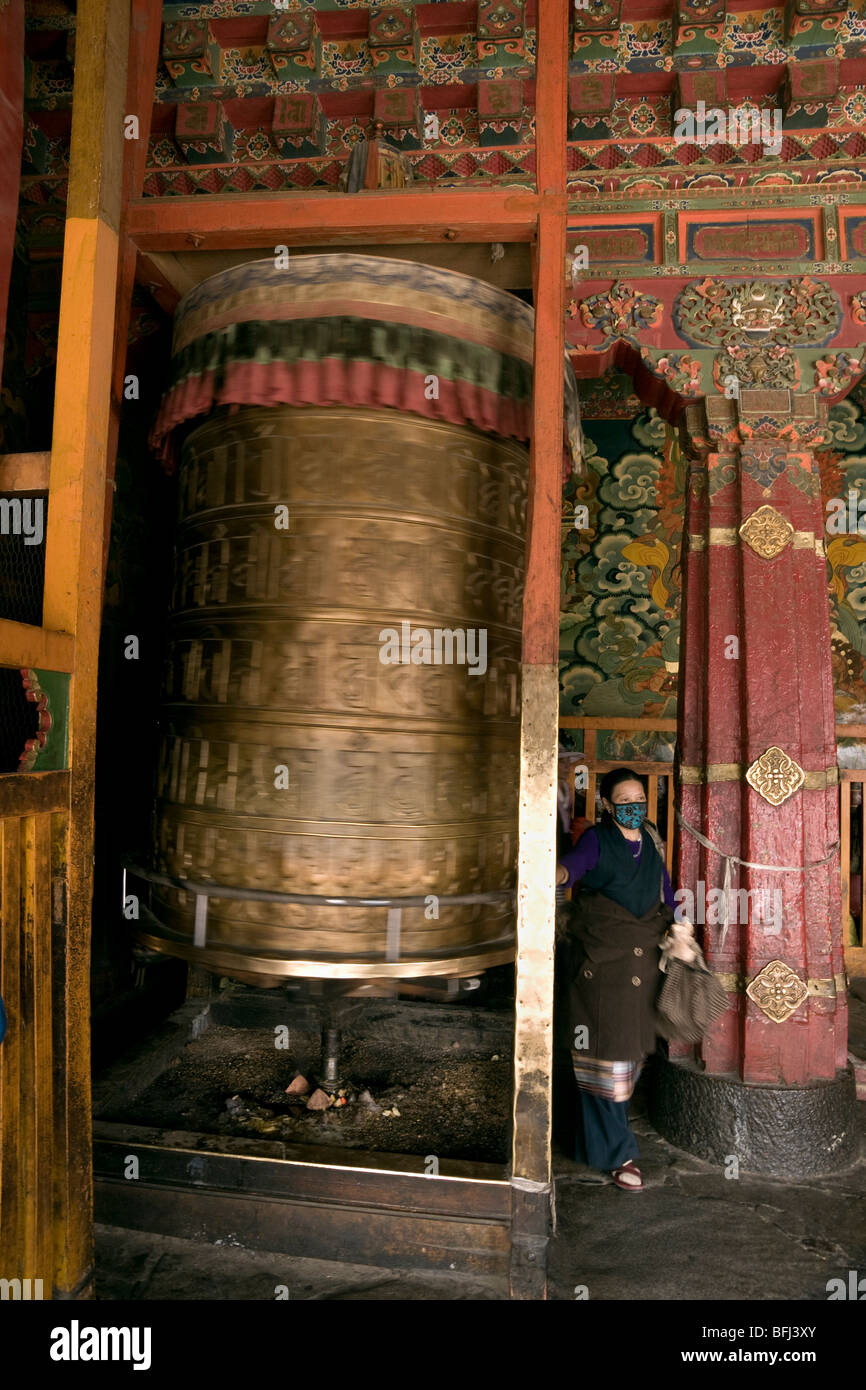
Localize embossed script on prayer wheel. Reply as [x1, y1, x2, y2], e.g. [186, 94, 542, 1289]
[146, 406, 527, 979]
[142, 255, 581, 982]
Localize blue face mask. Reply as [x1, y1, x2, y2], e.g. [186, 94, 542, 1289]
[613, 802, 646, 830]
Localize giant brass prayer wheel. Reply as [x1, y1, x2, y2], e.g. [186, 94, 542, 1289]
[141, 255, 581, 982]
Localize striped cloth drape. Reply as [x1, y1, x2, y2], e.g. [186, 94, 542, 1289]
[150, 254, 583, 475]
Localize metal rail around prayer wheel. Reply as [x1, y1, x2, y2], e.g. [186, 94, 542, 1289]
[125, 863, 517, 980]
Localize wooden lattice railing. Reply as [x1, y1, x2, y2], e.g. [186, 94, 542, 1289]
[560, 715, 866, 960]
[559, 716, 676, 874]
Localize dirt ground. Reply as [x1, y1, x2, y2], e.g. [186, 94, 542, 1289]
[102, 1022, 512, 1163]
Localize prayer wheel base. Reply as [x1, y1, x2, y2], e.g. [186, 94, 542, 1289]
[136, 927, 515, 984]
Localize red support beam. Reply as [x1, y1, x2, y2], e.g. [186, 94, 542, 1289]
[127, 189, 542, 252]
[111, 0, 163, 404]
[523, 205, 567, 666]
[535, 0, 569, 196]
[523, 0, 569, 663]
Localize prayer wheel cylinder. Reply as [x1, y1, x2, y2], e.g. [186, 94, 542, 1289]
[144, 403, 528, 981]
[138, 252, 580, 984]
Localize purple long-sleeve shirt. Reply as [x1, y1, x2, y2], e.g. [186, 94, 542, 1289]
[560, 826, 676, 911]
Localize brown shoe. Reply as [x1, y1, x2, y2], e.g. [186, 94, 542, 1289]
[610, 1159, 643, 1191]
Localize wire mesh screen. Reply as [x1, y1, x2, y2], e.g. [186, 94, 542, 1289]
[0, 491, 47, 627]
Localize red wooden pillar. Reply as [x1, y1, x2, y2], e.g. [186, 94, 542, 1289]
[654, 395, 855, 1175]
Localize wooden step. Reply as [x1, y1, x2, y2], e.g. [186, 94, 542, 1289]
[93, 1121, 511, 1277]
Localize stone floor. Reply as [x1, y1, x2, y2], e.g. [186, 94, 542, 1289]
[94, 988, 866, 1302]
[95, 1083, 866, 1303]
[546, 1081, 865, 1302]
[94, 1226, 505, 1301]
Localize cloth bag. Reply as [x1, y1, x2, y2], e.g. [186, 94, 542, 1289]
[655, 943, 728, 1043]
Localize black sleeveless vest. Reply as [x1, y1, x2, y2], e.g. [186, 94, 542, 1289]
[576, 819, 663, 918]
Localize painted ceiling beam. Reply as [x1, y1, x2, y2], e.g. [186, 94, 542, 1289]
[126, 188, 546, 252]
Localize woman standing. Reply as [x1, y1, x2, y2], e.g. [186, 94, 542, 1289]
[555, 767, 696, 1191]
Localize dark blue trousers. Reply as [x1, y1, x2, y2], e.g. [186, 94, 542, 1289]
[574, 1089, 640, 1170]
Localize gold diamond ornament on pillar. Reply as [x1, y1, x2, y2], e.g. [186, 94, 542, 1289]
[738, 505, 794, 559]
[745, 746, 805, 805]
[746, 960, 809, 1023]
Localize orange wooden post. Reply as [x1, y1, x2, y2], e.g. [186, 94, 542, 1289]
[0, 460, 74, 1291]
[509, 0, 570, 1302]
[648, 775, 658, 829]
[0, 771, 72, 1295]
[40, 0, 130, 1299]
[585, 728, 598, 820]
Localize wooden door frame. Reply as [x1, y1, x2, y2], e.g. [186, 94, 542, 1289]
[0, 0, 569, 1300]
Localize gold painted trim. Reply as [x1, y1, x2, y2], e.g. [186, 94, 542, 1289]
[716, 971, 845, 998]
[806, 977, 837, 998]
[689, 530, 825, 558]
[804, 767, 839, 788]
[679, 763, 742, 784]
[715, 972, 745, 992]
[679, 762, 838, 788]
[706, 762, 744, 782]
